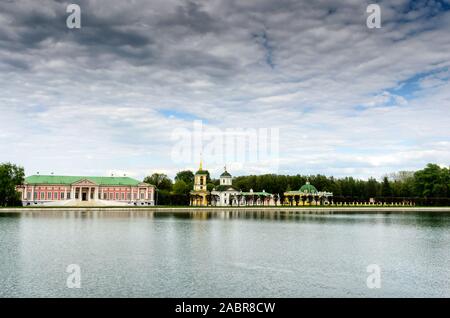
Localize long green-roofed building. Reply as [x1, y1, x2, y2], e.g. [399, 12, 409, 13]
[17, 174, 155, 207]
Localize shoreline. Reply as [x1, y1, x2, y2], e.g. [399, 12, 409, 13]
[1, 206, 450, 213]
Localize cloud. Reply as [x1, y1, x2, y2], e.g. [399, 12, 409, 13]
[0, 0, 449, 180]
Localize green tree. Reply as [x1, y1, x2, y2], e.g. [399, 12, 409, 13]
[414, 164, 449, 197]
[0, 163, 25, 207]
[143, 173, 173, 191]
[381, 176, 392, 197]
[172, 180, 189, 195]
[365, 177, 378, 199]
[175, 170, 194, 184]
[207, 182, 215, 192]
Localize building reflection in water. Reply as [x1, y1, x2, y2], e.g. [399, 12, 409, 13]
[6, 210, 450, 228]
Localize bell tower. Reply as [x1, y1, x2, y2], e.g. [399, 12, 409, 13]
[194, 160, 207, 191]
[190, 158, 210, 206]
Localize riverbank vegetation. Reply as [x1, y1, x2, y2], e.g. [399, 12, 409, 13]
[0, 162, 448, 207]
[147, 164, 450, 206]
[0, 163, 24, 207]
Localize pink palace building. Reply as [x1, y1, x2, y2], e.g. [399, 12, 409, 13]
[17, 175, 155, 206]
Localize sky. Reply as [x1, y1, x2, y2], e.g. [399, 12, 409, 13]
[0, 0, 449, 181]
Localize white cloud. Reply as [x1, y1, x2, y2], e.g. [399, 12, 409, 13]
[0, 0, 449, 180]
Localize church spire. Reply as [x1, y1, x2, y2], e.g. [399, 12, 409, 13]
[199, 153, 203, 171]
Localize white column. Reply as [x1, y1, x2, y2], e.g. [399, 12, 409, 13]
[31, 186, 35, 201]
[88, 187, 91, 201]
[79, 187, 82, 201]
[64, 188, 68, 201]
[145, 187, 149, 200]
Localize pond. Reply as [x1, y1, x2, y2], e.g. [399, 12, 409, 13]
[0, 210, 449, 297]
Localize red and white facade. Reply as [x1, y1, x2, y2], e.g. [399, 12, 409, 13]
[17, 178, 155, 206]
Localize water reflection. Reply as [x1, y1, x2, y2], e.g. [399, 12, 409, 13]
[2, 210, 449, 225]
[0, 209, 449, 297]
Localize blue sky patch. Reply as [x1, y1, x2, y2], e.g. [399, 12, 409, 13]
[158, 109, 208, 122]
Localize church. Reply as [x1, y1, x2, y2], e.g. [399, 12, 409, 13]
[189, 161, 210, 206]
[190, 162, 277, 206]
[210, 167, 241, 206]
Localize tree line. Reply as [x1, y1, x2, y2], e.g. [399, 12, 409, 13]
[0, 162, 449, 207]
[145, 163, 450, 206]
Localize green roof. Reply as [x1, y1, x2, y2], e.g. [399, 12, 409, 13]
[299, 182, 318, 194]
[24, 175, 147, 186]
[220, 171, 231, 177]
[195, 170, 209, 175]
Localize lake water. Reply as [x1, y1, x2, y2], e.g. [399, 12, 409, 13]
[0, 210, 449, 298]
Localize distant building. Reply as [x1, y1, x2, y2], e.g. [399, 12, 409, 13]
[210, 167, 278, 206]
[283, 180, 333, 205]
[17, 175, 155, 206]
[211, 167, 240, 206]
[240, 189, 277, 206]
[190, 161, 209, 206]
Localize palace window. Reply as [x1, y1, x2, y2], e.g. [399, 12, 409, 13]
[67, 192, 71, 199]
[27, 192, 31, 200]
[61, 192, 65, 200]
[140, 192, 144, 199]
[115, 193, 119, 200]
[40, 192, 44, 200]
[121, 193, 125, 200]
[127, 193, 131, 200]
[54, 192, 58, 200]
[47, 192, 52, 200]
